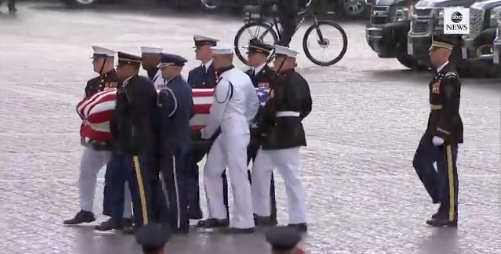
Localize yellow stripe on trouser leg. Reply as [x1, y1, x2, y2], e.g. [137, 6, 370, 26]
[133, 156, 149, 225]
[446, 146, 455, 222]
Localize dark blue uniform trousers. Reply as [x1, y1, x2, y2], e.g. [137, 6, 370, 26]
[413, 142, 459, 221]
[103, 155, 124, 218]
[159, 146, 189, 230]
[110, 153, 153, 227]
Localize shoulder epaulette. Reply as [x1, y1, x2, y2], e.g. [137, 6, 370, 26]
[445, 72, 457, 78]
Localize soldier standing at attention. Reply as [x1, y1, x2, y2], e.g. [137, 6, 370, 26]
[156, 53, 194, 234]
[186, 34, 229, 221]
[199, 43, 260, 234]
[251, 45, 312, 233]
[64, 46, 132, 225]
[107, 51, 158, 233]
[244, 38, 277, 226]
[413, 36, 462, 227]
[141, 46, 165, 90]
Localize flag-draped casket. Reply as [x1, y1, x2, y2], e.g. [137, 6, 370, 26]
[76, 88, 270, 142]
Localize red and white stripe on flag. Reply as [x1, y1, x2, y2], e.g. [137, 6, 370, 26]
[75, 88, 216, 139]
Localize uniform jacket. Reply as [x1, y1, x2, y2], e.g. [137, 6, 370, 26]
[202, 66, 260, 139]
[157, 75, 194, 154]
[110, 75, 158, 155]
[187, 63, 217, 88]
[147, 68, 165, 90]
[260, 69, 312, 150]
[425, 63, 463, 144]
[245, 64, 274, 88]
[81, 70, 120, 149]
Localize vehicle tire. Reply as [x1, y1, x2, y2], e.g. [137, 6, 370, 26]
[397, 54, 428, 71]
[339, 0, 369, 19]
[60, 0, 98, 7]
[302, 20, 348, 66]
[233, 21, 279, 65]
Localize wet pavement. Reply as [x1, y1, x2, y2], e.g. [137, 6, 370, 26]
[0, 2, 500, 254]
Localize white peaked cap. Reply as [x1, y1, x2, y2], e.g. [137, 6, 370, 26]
[141, 46, 163, 54]
[274, 45, 299, 58]
[211, 43, 234, 55]
[92, 46, 115, 57]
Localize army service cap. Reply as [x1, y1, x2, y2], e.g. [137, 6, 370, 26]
[430, 36, 454, 51]
[211, 43, 234, 55]
[91, 46, 115, 59]
[158, 53, 188, 68]
[246, 38, 274, 56]
[266, 226, 302, 251]
[141, 46, 163, 54]
[193, 34, 219, 48]
[117, 51, 142, 67]
[135, 224, 171, 249]
[274, 45, 299, 58]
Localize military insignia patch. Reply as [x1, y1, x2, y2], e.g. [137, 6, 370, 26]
[432, 81, 441, 94]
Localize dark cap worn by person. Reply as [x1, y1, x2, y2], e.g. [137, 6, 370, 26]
[157, 53, 188, 68]
[135, 224, 171, 254]
[429, 36, 454, 51]
[246, 38, 274, 56]
[266, 226, 302, 253]
[117, 51, 142, 67]
[193, 34, 219, 48]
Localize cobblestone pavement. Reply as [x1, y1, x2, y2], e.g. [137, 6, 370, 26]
[0, 3, 500, 254]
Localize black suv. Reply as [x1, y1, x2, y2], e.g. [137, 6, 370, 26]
[365, 0, 427, 70]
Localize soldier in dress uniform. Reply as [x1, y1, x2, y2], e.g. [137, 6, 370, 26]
[266, 226, 304, 254]
[198, 43, 260, 234]
[135, 223, 171, 254]
[244, 39, 278, 226]
[141, 46, 165, 90]
[251, 45, 312, 232]
[106, 51, 158, 233]
[413, 36, 462, 228]
[156, 53, 193, 234]
[64, 46, 132, 225]
[186, 34, 229, 221]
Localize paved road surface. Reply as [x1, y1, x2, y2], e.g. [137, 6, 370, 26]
[0, 3, 499, 254]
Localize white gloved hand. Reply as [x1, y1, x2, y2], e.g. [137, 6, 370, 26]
[432, 136, 444, 146]
[200, 128, 208, 139]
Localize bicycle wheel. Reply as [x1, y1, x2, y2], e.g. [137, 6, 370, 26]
[302, 20, 348, 67]
[234, 21, 279, 65]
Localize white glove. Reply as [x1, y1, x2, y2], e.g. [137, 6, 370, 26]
[432, 136, 444, 146]
[200, 128, 209, 139]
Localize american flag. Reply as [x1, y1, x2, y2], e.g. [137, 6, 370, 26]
[75, 87, 268, 140]
[256, 87, 270, 106]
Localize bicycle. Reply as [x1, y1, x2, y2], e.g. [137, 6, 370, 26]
[224, 0, 348, 66]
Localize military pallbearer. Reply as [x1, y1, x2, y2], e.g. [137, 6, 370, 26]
[156, 53, 194, 234]
[198, 43, 260, 234]
[251, 45, 312, 232]
[413, 36, 462, 228]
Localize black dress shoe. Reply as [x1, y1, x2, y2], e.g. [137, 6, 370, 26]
[123, 218, 133, 228]
[94, 218, 124, 231]
[426, 217, 458, 228]
[188, 209, 203, 220]
[196, 218, 229, 228]
[122, 227, 135, 234]
[221, 227, 255, 234]
[63, 210, 96, 225]
[254, 215, 277, 226]
[288, 223, 308, 232]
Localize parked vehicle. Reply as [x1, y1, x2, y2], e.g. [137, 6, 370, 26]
[365, 0, 428, 70]
[493, 12, 501, 63]
[406, 0, 501, 77]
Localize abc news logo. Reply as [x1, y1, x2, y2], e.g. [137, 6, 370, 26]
[446, 11, 468, 31]
[443, 8, 470, 35]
